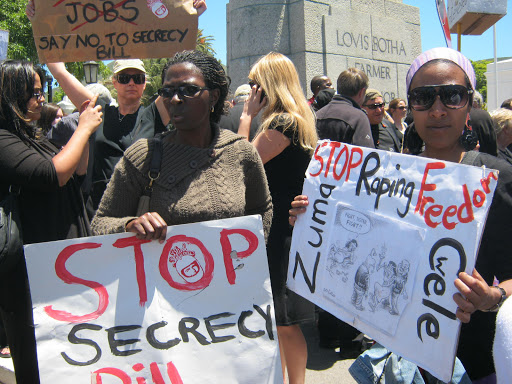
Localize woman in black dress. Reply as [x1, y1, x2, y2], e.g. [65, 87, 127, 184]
[0, 60, 102, 383]
[238, 52, 318, 384]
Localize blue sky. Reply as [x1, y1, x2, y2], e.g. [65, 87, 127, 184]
[199, 0, 511, 63]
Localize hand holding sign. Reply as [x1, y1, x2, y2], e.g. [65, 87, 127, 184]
[126, 211, 168, 243]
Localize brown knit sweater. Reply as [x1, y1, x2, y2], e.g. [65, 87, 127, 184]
[91, 125, 273, 237]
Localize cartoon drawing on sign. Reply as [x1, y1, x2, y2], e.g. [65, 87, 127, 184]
[321, 203, 422, 335]
[147, 0, 169, 18]
[327, 239, 358, 282]
[390, 259, 410, 315]
[351, 249, 378, 311]
[169, 243, 204, 283]
[369, 246, 398, 313]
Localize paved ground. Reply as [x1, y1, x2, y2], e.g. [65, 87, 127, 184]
[0, 322, 357, 383]
[302, 321, 358, 384]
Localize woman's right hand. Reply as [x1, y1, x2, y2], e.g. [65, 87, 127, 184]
[289, 195, 309, 227]
[77, 94, 103, 136]
[243, 85, 266, 119]
[126, 212, 168, 243]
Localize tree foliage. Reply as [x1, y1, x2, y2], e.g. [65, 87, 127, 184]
[0, 0, 38, 62]
[471, 59, 492, 104]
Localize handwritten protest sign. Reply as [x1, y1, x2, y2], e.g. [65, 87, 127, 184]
[31, 0, 198, 63]
[24, 215, 281, 384]
[288, 141, 498, 381]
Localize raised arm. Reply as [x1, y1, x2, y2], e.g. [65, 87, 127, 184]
[52, 95, 102, 186]
[46, 62, 95, 110]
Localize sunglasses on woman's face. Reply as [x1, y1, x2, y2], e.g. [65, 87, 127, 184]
[408, 84, 473, 111]
[396, 106, 407, 110]
[363, 102, 385, 110]
[115, 73, 146, 84]
[157, 84, 209, 99]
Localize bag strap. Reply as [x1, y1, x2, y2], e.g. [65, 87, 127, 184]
[144, 134, 163, 196]
[461, 150, 479, 165]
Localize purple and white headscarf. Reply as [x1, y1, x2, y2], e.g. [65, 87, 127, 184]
[406, 47, 476, 92]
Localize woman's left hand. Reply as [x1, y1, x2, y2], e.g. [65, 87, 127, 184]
[193, 0, 207, 16]
[453, 269, 499, 323]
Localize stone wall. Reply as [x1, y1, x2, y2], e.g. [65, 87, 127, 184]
[227, 0, 421, 102]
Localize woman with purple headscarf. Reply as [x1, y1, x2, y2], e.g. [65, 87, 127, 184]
[291, 48, 512, 382]
[403, 47, 512, 383]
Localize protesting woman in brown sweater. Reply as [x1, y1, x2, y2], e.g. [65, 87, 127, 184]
[92, 50, 272, 240]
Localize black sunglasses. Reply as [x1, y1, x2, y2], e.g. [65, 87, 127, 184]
[363, 102, 385, 110]
[408, 84, 473, 111]
[396, 106, 407, 110]
[157, 84, 209, 99]
[32, 89, 45, 100]
[115, 73, 146, 85]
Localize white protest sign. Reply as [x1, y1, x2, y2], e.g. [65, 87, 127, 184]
[25, 215, 281, 384]
[288, 141, 498, 382]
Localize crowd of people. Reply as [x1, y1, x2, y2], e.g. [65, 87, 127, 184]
[0, 1, 511, 383]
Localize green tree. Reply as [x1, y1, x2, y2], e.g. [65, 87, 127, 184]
[0, 0, 37, 61]
[471, 59, 492, 105]
[196, 29, 216, 57]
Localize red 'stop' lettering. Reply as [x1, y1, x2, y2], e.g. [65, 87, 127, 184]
[44, 242, 108, 323]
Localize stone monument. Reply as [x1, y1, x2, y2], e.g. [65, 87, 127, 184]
[227, 0, 421, 102]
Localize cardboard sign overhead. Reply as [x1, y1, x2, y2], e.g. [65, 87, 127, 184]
[31, 0, 198, 63]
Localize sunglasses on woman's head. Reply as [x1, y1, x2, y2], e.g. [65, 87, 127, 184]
[408, 84, 473, 111]
[157, 84, 209, 99]
[115, 73, 146, 84]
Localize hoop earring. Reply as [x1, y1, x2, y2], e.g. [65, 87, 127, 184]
[211, 105, 214, 113]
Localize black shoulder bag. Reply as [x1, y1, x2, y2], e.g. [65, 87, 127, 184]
[136, 134, 163, 216]
[0, 186, 23, 274]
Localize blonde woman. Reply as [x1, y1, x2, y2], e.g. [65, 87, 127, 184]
[238, 52, 317, 384]
[387, 98, 408, 135]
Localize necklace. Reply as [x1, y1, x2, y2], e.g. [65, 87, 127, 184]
[118, 110, 126, 122]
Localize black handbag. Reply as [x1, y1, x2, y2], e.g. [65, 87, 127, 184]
[0, 186, 23, 273]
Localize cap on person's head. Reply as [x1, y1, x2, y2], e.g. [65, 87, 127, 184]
[85, 83, 114, 106]
[406, 47, 476, 92]
[364, 89, 383, 104]
[234, 84, 251, 99]
[113, 59, 146, 74]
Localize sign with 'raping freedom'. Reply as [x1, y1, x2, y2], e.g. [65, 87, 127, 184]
[288, 141, 498, 382]
[24, 215, 281, 384]
[30, 0, 198, 63]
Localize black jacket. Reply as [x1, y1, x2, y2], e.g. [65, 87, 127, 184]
[316, 95, 375, 148]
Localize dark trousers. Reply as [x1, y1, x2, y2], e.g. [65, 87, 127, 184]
[0, 256, 40, 383]
[318, 309, 360, 346]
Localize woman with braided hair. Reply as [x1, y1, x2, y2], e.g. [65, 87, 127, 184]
[92, 50, 272, 247]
